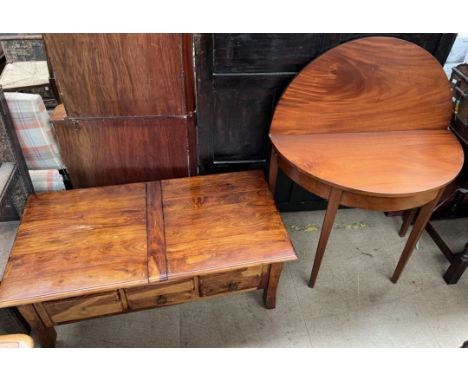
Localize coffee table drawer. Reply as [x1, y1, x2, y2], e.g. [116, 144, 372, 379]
[43, 291, 124, 324]
[125, 279, 196, 310]
[199, 265, 266, 297]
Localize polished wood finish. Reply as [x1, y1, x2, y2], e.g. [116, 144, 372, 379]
[0, 183, 148, 306]
[125, 279, 196, 310]
[51, 115, 193, 188]
[42, 291, 124, 324]
[45, 34, 197, 188]
[162, 172, 296, 281]
[146, 181, 168, 283]
[198, 265, 266, 297]
[0, 171, 296, 346]
[17, 305, 56, 348]
[309, 188, 343, 288]
[263, 263, 284, 309]
[272, 131, 463, 197]
[43, 34, 193, 117]
[269, 36, 464, 286]
[271, 37, 452, 136]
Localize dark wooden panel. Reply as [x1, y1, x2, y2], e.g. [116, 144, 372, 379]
[211, 75, 292, 162]
[212, 33, 451, 74]
[43, 34, 193, 117]
[53, 117, 192, 188]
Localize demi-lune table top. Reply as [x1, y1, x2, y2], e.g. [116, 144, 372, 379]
[270, 37, 464, 199]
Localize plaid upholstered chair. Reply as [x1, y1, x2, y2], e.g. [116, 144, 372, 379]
[3, 91, 66, 192]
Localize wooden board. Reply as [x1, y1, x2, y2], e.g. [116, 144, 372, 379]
[0, 183, 149, 307]
[161, 171, 297, 280]
[270, 37, 452, 136]
[43, 34, 194, 117]
[52, 116, 193, 188]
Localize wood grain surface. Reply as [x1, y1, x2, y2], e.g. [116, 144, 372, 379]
[0, 171, 296, 308]
[43, 34, 193, 117]
[161, 171, 297, 280]
[146, 181, 168, 283]
[270, 36, 452, 135]
[0, 183, 148, 307]
[272, 130, 464, 197]
[52, 116, 192, 188]
[42, 291, 124, 324]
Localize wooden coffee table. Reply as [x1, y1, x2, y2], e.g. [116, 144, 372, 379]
[268, 36, 464, 287]
[0, 171, 296, 347]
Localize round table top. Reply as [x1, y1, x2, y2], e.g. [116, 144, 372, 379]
[270, 36, 464, 197]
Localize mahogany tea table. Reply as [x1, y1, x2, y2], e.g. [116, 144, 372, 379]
[0, 171, 296, 347]
[268, 36, 464, 287]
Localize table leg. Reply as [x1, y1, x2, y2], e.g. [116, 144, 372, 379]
[268, 148, 278, 195]
[263, 262, 284, 309]
[391, 191, 442, 283]
[398, 208, 418, 237]
[444, 244, 468, 284]
[308, 188, 342, 288]
[17, 304, 56, 348]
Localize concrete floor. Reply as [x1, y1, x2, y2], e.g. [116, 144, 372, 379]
[1, 209, 468, 347]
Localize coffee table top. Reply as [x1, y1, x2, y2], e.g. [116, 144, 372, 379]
[0, 171, 296, 307]
[270, 37, 464, 197]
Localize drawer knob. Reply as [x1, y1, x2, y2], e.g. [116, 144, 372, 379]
[156, 295, 167, 305]
[228, 282, 238, 291]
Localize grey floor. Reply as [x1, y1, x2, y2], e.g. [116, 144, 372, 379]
[1, 209, 468, 347]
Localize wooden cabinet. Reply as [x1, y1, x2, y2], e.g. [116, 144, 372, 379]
[44, 34, 193, 117]
[44, 34, 196, 188]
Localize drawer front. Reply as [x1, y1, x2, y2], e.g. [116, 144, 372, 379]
[125, 279, 196, 310]
[199, 265, 266, 297]
[43, 291, 124, 324]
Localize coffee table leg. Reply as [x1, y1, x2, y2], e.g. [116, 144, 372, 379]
[308, 188, 342, 288]
[264, 262, 284, 309]
[268, 148, 279, 195]
[17, 304, 57, 348]
[391, 192, 442, 283]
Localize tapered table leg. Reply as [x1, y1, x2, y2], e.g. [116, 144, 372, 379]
[399, 208, 418, 237]
[269, 148, 279, 195]
[308, 188, 342, 288]
[263, 262, 284, 309]
[17, 304, 56, 348]
[391, 190, 443, 283]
